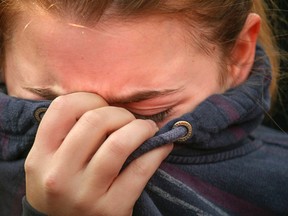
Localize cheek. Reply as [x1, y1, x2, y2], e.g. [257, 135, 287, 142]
[173, 72, 223, 116]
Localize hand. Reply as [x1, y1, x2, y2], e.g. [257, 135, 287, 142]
[25, 92, 173, 216]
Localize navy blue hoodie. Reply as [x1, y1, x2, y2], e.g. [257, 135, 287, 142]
[1, 46, 288, 216]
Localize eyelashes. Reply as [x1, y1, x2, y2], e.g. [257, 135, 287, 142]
[132, 108, 173, 123]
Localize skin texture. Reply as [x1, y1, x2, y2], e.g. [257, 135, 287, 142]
[5, 13, 224, 126]
[3, 9, 260, 216]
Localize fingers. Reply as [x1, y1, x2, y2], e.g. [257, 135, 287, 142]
[26, 91, 174, 215]
[83, 119, 159, 193]
[52, 106, 135, 171]
[34, 92, 108, 153]
[107, 143, 173, 209]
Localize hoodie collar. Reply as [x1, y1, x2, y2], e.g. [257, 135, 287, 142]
[0, 87, 50, 160]
[126, 45, 271, 163]
[0, 45, 271, 161]
[162, 44, 271, 149]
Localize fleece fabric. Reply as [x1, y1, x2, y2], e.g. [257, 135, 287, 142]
[0, 45, 287, 216]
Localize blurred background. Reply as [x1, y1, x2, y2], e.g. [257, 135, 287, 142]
[263, 0, 288, 132]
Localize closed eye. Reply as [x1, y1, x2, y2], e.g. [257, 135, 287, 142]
[131, 108, 173, 123]
[24, 87, 59, 100]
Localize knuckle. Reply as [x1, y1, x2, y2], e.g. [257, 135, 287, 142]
[24, 157, 35, 174]
[133, 119, 158, 136]
[106, 135, 128, 158]
[102, 106, 136, 121]
[24, 152, 41, 174]
[81, 110, 104, 128]
[80, 107, 136, 129]
[92, 95, 108, 106]
[74, 92, 109, 106]
[43, 172, 62, 196]
[49, 95, 69, 110]
[115, 107, 135, 119]
[130, 158, 150, 177]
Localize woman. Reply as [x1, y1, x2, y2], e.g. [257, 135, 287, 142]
[0, 0, 287, 215]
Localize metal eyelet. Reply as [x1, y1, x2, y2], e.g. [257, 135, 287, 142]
[34, 107, 48, 123]
[173, 121, 193, 142]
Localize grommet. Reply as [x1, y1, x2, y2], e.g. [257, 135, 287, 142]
[34, 107, 48, 122]
[173, 121, 193, 142]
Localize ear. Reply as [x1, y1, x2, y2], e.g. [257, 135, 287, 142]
[228, 13, 261, 87]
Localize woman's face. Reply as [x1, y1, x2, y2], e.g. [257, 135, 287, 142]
[4, 12, 225, 126]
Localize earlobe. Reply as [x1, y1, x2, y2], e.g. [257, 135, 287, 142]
[229, 13, 261, 87]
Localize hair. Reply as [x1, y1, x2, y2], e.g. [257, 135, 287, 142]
[0, 0, 279, 95]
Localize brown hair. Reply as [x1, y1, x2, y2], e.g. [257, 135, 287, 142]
[0, 0, 279, 95]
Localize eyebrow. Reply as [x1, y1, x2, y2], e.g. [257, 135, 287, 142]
[108, 88, 183, 104]
[24, 87, 60, 100]
[25, 87, 183, 103]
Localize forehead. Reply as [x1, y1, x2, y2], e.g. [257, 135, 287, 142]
[9, 12, 200, 93]
[15, 10, 189, 41]
[12, 7, 200, 57]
